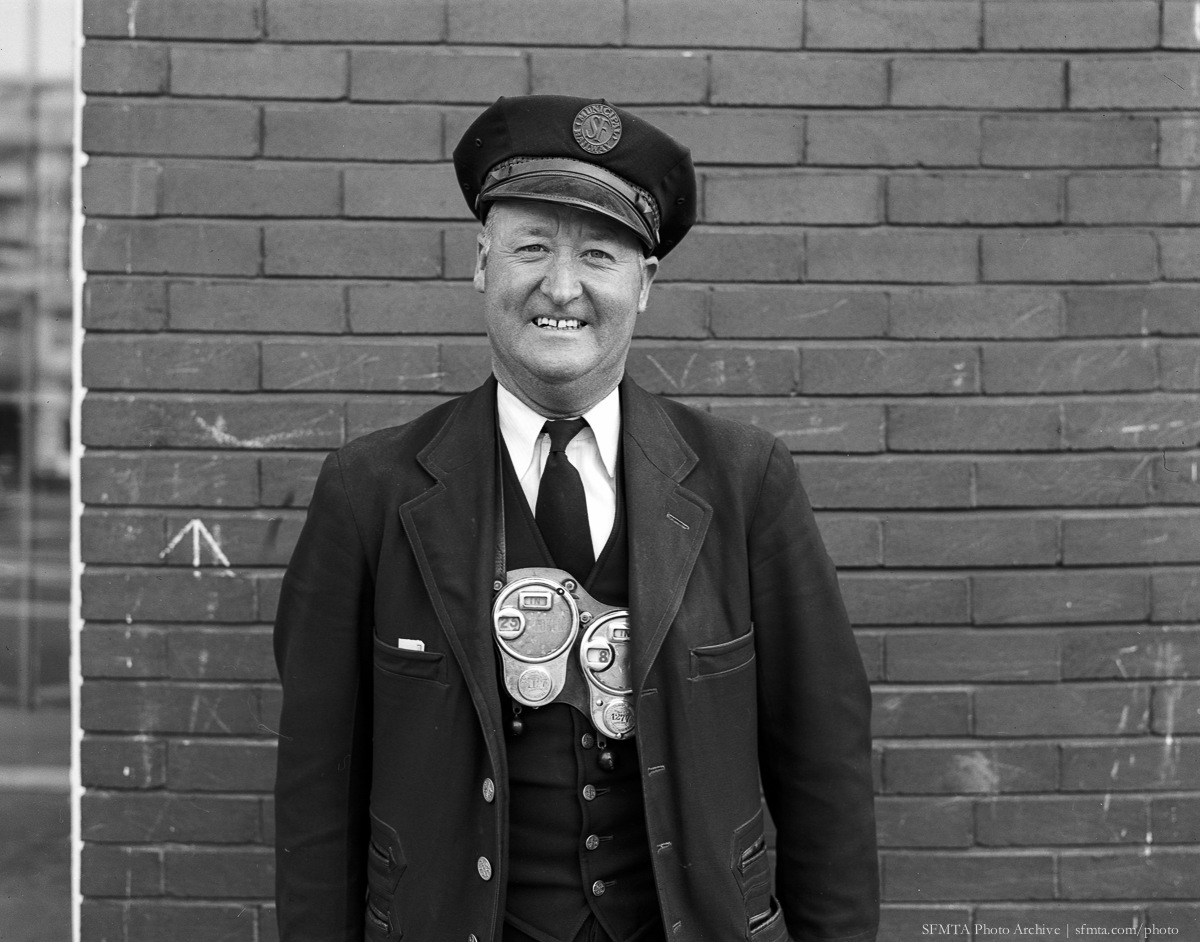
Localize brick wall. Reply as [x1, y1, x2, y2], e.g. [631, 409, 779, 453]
[77, 1, 1200, 939]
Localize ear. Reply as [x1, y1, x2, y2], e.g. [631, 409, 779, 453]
[473, 233, 488, 293]
[636, 256, 659, 314]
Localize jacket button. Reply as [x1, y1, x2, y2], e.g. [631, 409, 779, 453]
[482, 778, 495, 802]
[582, 784, 596, 801]
[581, 733, 595, 748]
[592, 880, 606, 897]
[477, 856, 492, 881]
[585, 834, 600, 850]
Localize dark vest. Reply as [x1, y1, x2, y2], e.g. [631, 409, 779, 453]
[501, 443, 662, 942]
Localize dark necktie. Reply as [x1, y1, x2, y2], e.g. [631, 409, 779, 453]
[535, 418, 595, 580]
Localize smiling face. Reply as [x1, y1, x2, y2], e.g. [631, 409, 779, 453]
[474, 200, 658, 417]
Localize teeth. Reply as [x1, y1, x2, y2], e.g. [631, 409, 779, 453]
[535, 316, 584, 330]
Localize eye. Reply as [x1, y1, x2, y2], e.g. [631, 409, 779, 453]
[583, 248, 614, 261]
[517, 242, 548, 254]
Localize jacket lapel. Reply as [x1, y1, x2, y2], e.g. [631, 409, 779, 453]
[621, 377, 712, 692]
[399, 378, 504, 736]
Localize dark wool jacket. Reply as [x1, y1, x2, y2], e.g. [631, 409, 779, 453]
[273, 375, 879, 942]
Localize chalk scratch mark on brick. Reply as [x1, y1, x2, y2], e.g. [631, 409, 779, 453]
[280, 353, 379, 391]
[644, 354, 682, 390]
[953, 752, 1000, 793]
[126, 0, 139, 38]
[195, 415, 321, 449]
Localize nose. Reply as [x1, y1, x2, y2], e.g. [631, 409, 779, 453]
[540, 251, 584, 307]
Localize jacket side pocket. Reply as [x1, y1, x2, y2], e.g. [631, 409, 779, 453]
[730, 806, 773, 935]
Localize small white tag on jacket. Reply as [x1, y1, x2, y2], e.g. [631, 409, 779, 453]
[395, 638, 426, 652]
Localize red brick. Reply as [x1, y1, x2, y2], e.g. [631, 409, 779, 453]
[350, 281, 481, 333]
[808, 230, 978, 284]
[709, 400, 885, 453]
[982, 115, 1157, 167]
[886, 629, 1060, 683]
[82, 681, 270, 735]
[346, 396, 452, 441]
[637, 109, 805, 165]
[814, 513, 881, 567]
[985, 1, 1158, 50]
[260, 454, 325, 508]
[170, 281, 346, 333]
[80, 509, 166, 564]
[83, 569, 260, 622]
[975, 454, 1153, 507]
[806, 114, 981, 168]
[875, 797, 974, 848]
[625, 343, 797, 395]
[976, 796, 1147, 846]
[265, 0, 444, 41]
[984, 340, 1158, 394]
[1066, 512, 1200, 565]
[973, 571, 1149, 625]
[84, 278, 168, 331]
[892, 57, 1064, 108]
[82, 158, 162, 217]
[838, 573, 970, 625]
[712, 286, 885, 338]
[81, 844, 164, 897]
[81, 453, 259, 506]
[81, 625, 168, 678]
[83, 221, 260, 276]
[796, 456, 974, 508]
[1060, 849, 1200, 899]
[1064, 397, 1200, 450]
[171, 46, 346, 100]
[1160, 229, 1200, 279]
[84, 792, 262, 843]
[82, 41, 169, 94]
[883, 743, 1058, 794]
[888, 173, 1061, 225]
[344, 164, 473, 220]
[167, 739, 277, 791]
[1159, 119, 1200, 166]
[1064, 739, 1200, 791]
[1154, 450, 1200, 503]
[83, 100, 260, 158]
[352, 48, 527, 103]
[1062, 626, 1200, 680]
[264, 223, 440, 277]
[1154, 569, 1200, 621]
[263, 104, 441, 161]
[81, 735, 166, 789]
[660, 229, 803, 283]
[807, 1, 980, 50]
[165, 847, 274, 898]
[978, 682, 1151, 736]
[1065, 286, 1200, 337]
[262, 339, 440, 392]
[168, 627, 277, 681]
[1154, 682, 1200, 734]
[449, 0, 623, 44]
[888, 401, 1060, 452]
[982, 231, 1158, 283]
[889, 288, 1063, 339]
[640, 287, 711, 339]
[530, 50, 707, 105]
[1073, 56, 1200, 109]
[161, 162, 340, 218]
[885, 513, 1058, 567]
[711, 53, 888, 106]
[1163, 1, 1200, 49]
[84, 0, 262, 38]
[1069, 172, 1200, 225]
[872, 688, 971, 737]
[82, 394, 343, 449]
[83, 337, 260, 392]
[442, 223, 482, 279]
[704, 171, 881, 224]
[1152, 796, 1200, 842]
[85, 901, 257, 942]
[803, 343, 978, 395]
[628, 0, 803, 48]
[882, 851, 1056, 901]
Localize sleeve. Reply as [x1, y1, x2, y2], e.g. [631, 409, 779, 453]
[749, 438, 879, 942]
[273, 450, 375, 942]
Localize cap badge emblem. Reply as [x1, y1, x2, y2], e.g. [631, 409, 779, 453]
[573, 103, 622, 155]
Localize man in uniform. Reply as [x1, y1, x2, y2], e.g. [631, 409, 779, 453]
[273, 95, 878, 942]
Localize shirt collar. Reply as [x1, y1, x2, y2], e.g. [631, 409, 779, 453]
[495, 380, 621, 479]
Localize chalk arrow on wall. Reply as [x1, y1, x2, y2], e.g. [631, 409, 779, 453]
[160, 518, 234, 573]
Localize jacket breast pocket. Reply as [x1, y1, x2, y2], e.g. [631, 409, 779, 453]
[373, 635, 447, 686]
[690, 626, 755, 680]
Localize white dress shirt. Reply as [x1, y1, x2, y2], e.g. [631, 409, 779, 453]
[496, 381, 620, 560]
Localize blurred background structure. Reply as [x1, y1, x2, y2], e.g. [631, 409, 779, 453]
[73, 1, 1200, 940]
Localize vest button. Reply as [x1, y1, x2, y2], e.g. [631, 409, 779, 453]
[592, 880, 606, 897]
[482, 778, 495, 802]
[582, 784, 596, 801]
[585, 834, 600, 850]
[581, 733, 595, 749]
[477, 856, 492, 881]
